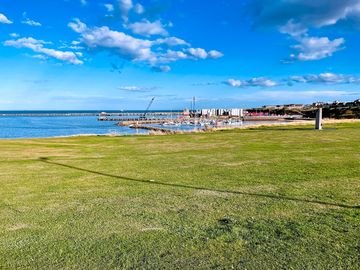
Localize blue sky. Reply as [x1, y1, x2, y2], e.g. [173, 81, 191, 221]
[0, 0, 360, 110]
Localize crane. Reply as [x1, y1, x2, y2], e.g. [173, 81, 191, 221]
[140, 97, 155, 119]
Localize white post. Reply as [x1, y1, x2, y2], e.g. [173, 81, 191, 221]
[315, 108, 323, 130]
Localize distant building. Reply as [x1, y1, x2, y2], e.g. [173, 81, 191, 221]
[198, 108, 243, 117]
[230, 108, 243, 117]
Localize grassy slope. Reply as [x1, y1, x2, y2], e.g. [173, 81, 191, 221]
[0, 123, 359, 269]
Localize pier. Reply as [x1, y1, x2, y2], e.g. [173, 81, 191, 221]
[0, 113, 99, 117]
[0, 112, 182, 117]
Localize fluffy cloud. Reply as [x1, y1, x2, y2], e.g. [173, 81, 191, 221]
[0, 13, 12, 24]
[224, 77, 278, 88]
[290, 36, 345, 61]
[119, 0, 133, 22]
[224, 72, 360, 88]
[134, 3, 144, 14]
[68, 18, 87, 33]
[68, 19, 223, 70]
[68, 20, 154, 62]
[104, 4, 114, 12]
[22, 12, 41, 27]
[289, 73, 360, 84]
[208, 50, 224, 59]
[187, 48, 224, 60]
[250, 0, 360, 33]
[187, 48, 208, 59]
[127, 20, 168, 37]
[22, 18, 42, 27]
[225, 79, 242, 87]
[157, 50, 188, 63]
[248, 0, 358, 61]
[4, 37, 83, 65]
[154, 37, 190, 47]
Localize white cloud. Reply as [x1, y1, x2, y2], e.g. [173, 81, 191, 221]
[225, 79, 242, 87]
[289, 73, 360, 84]
[279, 19, 307, 37]
[0, 13, 12, 24]
[157, 50, 188, 63]
[68, 20, 154, 62]
[187, 48, 208, 59]
[68, 18, 87, 33]
[208, 50, 224, 59]
[68, 19, 223, 70]
[250, 1, 360, 34]
[291, 36, 345, 61]
[154, 37, 190, 47]
[249, 1, 356, 61]
[127, 20, 168, 37]
[134, 3, 144, 14]
[4, 37, 83, 65]
[22, 18, 42, 27]
[9, 33, 19, 38]
[185, 48, 224, 60]
[224, 77, 278, 88]
[225, 72, 360, 89]
[240, 90, 355, 102]
[156, 48, 223, 63]
[104, 4, 114, 12]
[118, 0, 133, 22]
[21, 12, 42, 27]
[118, 86, 156, 92]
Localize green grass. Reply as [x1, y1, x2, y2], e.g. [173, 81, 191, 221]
[0, 123, 359, 269]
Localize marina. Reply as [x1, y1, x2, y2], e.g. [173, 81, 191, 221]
[0, 110, 297, 139]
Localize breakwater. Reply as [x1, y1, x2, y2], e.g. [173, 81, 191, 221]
[0, 112, 181, 117]
[129, 125, 177, 134]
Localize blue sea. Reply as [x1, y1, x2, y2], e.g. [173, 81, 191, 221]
[0, 111, 152, 139]
[0, 110, 283, 139]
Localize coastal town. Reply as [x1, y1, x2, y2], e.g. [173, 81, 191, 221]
[2, 0, 360, 269]
[94, 99, 360, 131]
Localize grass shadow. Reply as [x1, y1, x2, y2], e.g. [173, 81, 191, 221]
[38, 157, 359, 210]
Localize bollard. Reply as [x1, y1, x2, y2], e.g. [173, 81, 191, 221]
[315, 108, 323, 130]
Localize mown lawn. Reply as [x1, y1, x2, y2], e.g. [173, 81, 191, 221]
[0, 123, 359, 269]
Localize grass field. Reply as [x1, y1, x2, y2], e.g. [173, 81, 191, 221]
[0, 123, 359, 269]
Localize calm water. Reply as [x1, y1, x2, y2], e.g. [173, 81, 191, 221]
[0, 116, 150, 139]
[0, 111, 286, 139]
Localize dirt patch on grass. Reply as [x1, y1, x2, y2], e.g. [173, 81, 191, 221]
[195, 190, 231, 198]
[7, 223, 31, 231]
